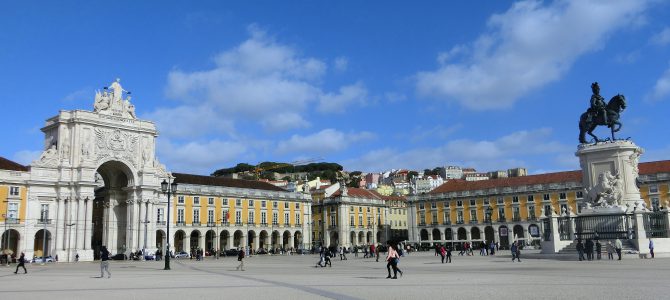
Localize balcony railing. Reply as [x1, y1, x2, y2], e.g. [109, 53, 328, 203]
[206, 222, 217, 227]
[418, 222, 427, 226]
[156, 221, 166, 225]
[192, 222, 201, 226]
[260, 222, 268, 227]
[176, 221, 186, 226]
[4, 218, 20, 224]
[432, 222, 439, 225]
[498, 217, 506, 223]
[512, 216, 521, 222]
[235, 222, 243, 226]
[456, 220, 464, 225]
[37, 219, 52, 225]
[469, 219, 478, 224]
[443, 221, 451, 225]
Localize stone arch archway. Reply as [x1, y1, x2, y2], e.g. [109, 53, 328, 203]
[155, 229, 165, 252]
[33, 229, 52, 257]
[329, 231, 339, 247]
[233, 230, 243, 248]
[282, 230, 291, 249]
[174, 230, 186, 252]
[457, 227, 467, 240]
[205, 230, 216, 254]
[350, 231, 356, 246]
[471, 227, 481, 240]
[445, 228, 453, 240]
[92, 160, 136, 256]
[358, 231, 365, 244]
[420, 229, 429, 241]
[220, 230, 230, 250]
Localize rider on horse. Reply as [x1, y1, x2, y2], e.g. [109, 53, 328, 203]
[589, 82, 608, 126]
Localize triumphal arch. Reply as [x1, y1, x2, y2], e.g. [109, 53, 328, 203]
[27, 79, 168, 261]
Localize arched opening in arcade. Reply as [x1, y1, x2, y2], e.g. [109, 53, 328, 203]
[471, 227, 481, 241]
[420, 229, 429, 241]
[432, 228, 441, 241]
[445, 228, 453, 241]
[271, 230, 280, 249]
[155, 230, 165, 252]
[220, 230, 230, 250]
[457, 227, 467, 240]
[282, 231, 290, 249]
[484, 226, 495, 243]
[233, 230, 243, 248]
[1, 229, 20, 256]
[329, 231, 339, 247]
[190, 230, 201, 251]
[350, 231, 356, 246]
[366, 231, 373, 244]
[499, 225, 510, 249]
[33, 229, 52, 257]
[174, 230, 186, 252]
[205, 230, 216, 254]
[293, 231, 302, 249]
[258, 230, 267, 249]
[513, 225, 525, 245]
[358, 231, 364, 244]
[92, 160, 135, 258]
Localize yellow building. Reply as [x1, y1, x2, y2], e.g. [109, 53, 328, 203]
[408, 160, 670, 249]
[0, 157, 30, 256]
[170, 173, 312, 254]
[312, 183, 388, 248]
[384, 195, 408, 241]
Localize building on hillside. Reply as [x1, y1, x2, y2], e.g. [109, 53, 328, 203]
[376, 185, 394, 196]
[411, 175, 445, 195]
[507, 168, 527, 177]
[365, 173, 381, 189]
[0, 157, 30, 258]
[311, 183, 388, 248]
[464, 173, 489, 181]
[441, 166, 464, 180]
[407, 160, 670, 250]
[487, 170, 508, 179]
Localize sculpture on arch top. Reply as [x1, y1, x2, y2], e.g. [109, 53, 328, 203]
[93, 78, 136, 119]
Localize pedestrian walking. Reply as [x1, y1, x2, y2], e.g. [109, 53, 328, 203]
[14, 252, 27, 274]
[576, 240, 585, 261]
[236, 248, 245, 271]
[100, 246, 111, 278]
[434, 244, 440, 256]
[595, 240, 602, 260]
[354, 247, 358, 258]
[375, 244, 380, 262]
[649, 239, 654, 258]
[511, 242, 521, 262]
[615, 238, 623, 260]
[445, 246, 452, 263]
[75, 253, 79, 262]
[440, 245, 446, 263]
[363, 245, 369, 258]
[606, 241, 614, 260]
[490, 241, 495, 256]
[385, 241, 403, 279]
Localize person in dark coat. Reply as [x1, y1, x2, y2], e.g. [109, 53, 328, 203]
[595, 240, 602, 260]
[585, 239, 594, 261]
[14, 252, 27, 274]
[576, 240, 585, 261]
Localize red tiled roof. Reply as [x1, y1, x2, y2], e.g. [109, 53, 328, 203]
[173, 173, 287, 192]
[332, 187, 383, 200]
[429, 160, 670, 194]
[381, 195, 407, 202]
[0, 157, 29, 172]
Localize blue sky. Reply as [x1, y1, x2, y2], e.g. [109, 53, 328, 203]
[2, 0, 670, 175]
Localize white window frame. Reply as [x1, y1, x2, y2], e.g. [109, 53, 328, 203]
[193, 197, 200, 205]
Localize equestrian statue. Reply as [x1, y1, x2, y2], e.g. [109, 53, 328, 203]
[578, 82, 627, 144]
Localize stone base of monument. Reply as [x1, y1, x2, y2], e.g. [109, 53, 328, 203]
[539, 140, 670, 255]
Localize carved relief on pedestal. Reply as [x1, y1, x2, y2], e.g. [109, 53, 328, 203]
[95, 128, 139, 168]
[586, 170, 623, 207]
[627, 148, 643, 178]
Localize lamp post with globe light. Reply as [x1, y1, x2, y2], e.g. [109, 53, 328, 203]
[161, 178, 177, 270]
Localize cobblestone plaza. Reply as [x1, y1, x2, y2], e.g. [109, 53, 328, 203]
[1, 252, 667, 300]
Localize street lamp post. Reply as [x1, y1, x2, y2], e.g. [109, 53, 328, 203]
[161, 178, 178, 270]
[41, 207, 49, 265]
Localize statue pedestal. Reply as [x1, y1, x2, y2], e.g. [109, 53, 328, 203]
[580, 206, 626, 215]
[576, 140, 644, 210]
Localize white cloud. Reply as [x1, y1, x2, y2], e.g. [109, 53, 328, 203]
[647, 63, 670, 101]
[385, 92, 406, 103]
[161, 25, 364, 135]
[61, 88, 91, 103]
[334, 56, 348, 72]
[156, 139, 250, 175]
[143, 105, 234, 139]
[12, 150, 42, 165]
[650, 27, 670, 46]
[342, 128, 571, 173]
[317, 82, 368, 113]
[416, 0, 650, 110]
[276, 129, 375, 155]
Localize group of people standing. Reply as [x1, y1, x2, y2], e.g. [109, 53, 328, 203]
[576, 238, 623, 261]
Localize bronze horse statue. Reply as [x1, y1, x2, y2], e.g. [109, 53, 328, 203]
[578, 94, 626, 144]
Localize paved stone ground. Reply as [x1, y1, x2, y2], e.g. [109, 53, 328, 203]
[1, 251, 668, 300]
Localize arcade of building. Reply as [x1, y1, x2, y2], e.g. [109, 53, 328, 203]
[407, 161, 670, 249]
